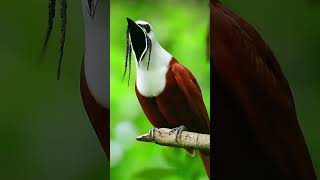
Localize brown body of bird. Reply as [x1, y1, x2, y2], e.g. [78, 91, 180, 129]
[80, 63, 109, 158]
[211, 0, 316, 179]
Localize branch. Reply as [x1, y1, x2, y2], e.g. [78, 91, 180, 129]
[136, 128, 210, 151]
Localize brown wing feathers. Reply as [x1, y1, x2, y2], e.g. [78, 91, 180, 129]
[212, 2, 316, 179]
[172, 61, 210, 133]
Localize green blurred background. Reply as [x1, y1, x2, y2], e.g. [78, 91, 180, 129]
[110, 0, 210, 180]
[222, 0, 320, 178]
[0, 1, 107, 180]
[0, 0, 319, 179]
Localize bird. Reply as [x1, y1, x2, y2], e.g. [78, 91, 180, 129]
[41, 0, 109, 158]
[211, 0, 317, 179]
[80, 0, 109, 158]
[124, 18, 211, 177]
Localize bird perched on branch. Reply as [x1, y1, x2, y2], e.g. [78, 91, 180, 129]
[124, 18, 211, 177]
[41, 0, 109, 158]
[211, 0, 316, 179]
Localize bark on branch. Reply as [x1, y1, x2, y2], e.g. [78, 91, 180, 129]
[136, 128, 210, 151]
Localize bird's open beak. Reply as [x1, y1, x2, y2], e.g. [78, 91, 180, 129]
[126, 17, 148, 64]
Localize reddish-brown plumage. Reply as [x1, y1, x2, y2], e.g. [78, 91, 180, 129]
[136, 59, 210, 133]
[212, 1, 316, 179]
[80, 63, 109, 159]
[135, 58, 210, 176]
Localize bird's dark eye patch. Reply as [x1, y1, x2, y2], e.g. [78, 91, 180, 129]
[144, 24, 151, 33]
[138, 24, 151, 33]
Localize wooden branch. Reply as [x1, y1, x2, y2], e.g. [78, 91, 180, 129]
[136, 128, 210, 151]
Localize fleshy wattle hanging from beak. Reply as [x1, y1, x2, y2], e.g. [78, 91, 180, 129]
[126, 17, 148, 64]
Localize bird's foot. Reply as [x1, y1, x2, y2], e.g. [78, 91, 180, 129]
[148, 127, 159, 140]
[169, 125, 188, 142]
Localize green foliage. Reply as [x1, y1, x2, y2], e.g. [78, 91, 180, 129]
[110, 0, 210, 179]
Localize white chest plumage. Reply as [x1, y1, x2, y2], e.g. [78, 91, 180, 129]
[135, 43, 172, 98]
[81, 0, 109, 108]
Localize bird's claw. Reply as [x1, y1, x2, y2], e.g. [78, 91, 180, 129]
[169, 125, 188, 142]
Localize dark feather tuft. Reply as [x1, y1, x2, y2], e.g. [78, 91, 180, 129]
[124, 26, 132, 86]
[146, 36, 152, 70]
[40, 0, 56, 60]
[57, 0, 67, 80]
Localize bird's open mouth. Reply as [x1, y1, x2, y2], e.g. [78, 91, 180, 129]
[124, 18, 153, 86]
[126, 18, 148, 63]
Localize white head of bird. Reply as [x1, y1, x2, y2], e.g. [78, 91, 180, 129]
[125, 18, 172, 97]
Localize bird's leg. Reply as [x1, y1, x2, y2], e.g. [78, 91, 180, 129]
[148, 127, 159, 140]
[169, 125, 188, 142]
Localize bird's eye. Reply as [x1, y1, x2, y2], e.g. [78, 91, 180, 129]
[137, 24, 151, 33]
[144, 25, 151, 33]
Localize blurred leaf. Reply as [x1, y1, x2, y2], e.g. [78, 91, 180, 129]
[132, 167, 176, 180]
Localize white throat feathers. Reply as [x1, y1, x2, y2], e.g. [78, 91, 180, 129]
[82, 0, 109, 108]
[131, 21, 173, 97]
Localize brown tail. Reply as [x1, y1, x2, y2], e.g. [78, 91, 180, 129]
[199, 150, 210, 178]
